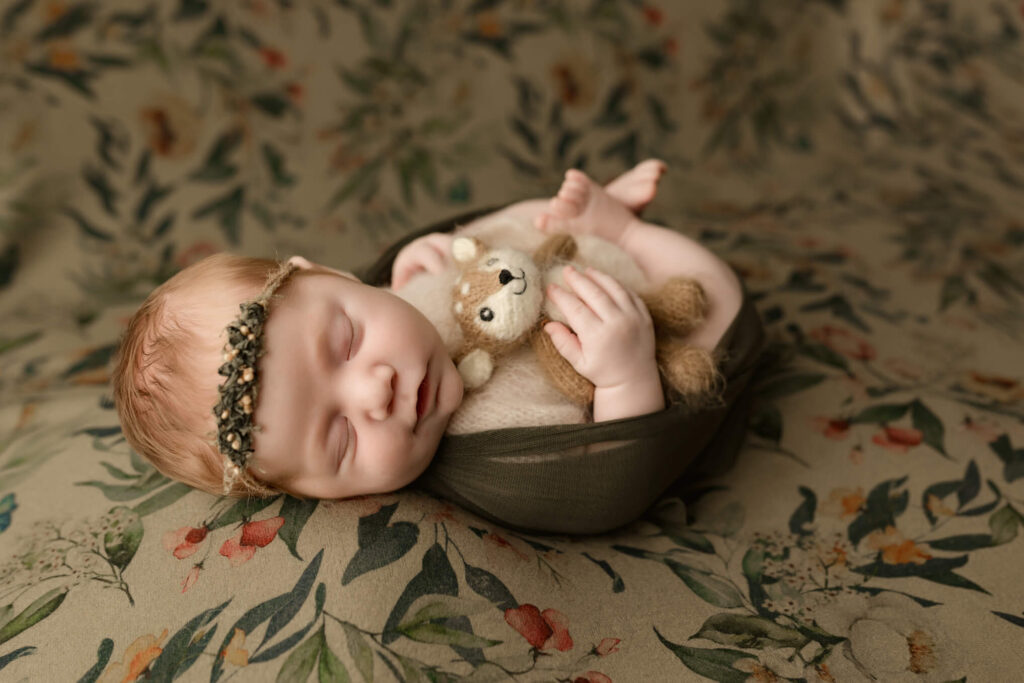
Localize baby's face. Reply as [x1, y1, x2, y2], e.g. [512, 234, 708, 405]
[248, 257, 463, 499]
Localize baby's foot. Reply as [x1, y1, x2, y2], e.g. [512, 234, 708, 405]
[534, 169, 639, 244]
[603, 159, 667, 215]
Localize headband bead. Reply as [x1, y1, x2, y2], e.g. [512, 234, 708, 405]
[212, 259, 300, 495]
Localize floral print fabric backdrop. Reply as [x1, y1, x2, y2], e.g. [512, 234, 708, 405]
[1, 0, 1023, 681]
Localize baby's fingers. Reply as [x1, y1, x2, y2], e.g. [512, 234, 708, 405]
[543, 321, 583, 369]
[562, 266, 620, 320]
[547, 281, 600, 331]
[580, 267, 639, 314]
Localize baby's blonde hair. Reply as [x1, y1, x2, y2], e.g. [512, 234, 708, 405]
[112, 252, 311, 500]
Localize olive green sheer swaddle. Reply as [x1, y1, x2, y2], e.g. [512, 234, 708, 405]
[358, 206, 767, 536]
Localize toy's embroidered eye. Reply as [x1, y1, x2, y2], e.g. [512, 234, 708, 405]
[479, 307, 494, 322]
[486, 257, 498, 266]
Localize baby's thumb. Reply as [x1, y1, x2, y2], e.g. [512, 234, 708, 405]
[544, 321, 582, 368]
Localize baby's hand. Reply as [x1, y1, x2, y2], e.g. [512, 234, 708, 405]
[391, 232, 455, 291]
[543, 265, 656, 390]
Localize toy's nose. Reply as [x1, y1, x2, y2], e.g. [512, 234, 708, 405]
[499, 269, 513, 285]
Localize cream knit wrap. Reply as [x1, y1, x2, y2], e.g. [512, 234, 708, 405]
[391, 214, 649, 435]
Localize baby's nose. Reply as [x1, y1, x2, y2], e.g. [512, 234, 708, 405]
[365, 365, 396, 421]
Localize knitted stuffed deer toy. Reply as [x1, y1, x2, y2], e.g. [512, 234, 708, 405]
[450, 233, 723, 408]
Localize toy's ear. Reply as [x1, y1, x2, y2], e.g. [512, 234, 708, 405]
[452, 237, 484, 264]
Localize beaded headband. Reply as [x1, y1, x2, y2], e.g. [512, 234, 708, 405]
[212, 259, 300, 495]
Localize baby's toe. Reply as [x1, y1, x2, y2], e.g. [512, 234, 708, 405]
[549, 195, 581, 219]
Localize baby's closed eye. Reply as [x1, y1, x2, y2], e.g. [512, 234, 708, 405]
[330, 310, 355, 362]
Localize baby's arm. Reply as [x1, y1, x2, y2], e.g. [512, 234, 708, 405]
[545, 266, 664, 421]
[391, 232, 455, 291]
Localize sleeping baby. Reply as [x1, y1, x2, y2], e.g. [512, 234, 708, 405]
[111, 160, 748, 519]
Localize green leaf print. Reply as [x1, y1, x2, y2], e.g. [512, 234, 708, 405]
[694, 613, 809, 650]
[464, 563, 518, 609]
[910, 399, 948, 458]
[317, 632, 352, 683]
[103, 505, 143, 569]
[656, 629, 755, 683]
[341, 504, 419, 586]
[789, 486, 816, 536]
[989, 434, 1024, 483]
[191, 128, 242, 182]
[147, 600, 229, 680]
[848, 476, 908, 546]
[665, 559, 745, 608]
[381, 544, 458, 646]
[0, 587, 68, 646]
[211, 549, 324, 681]
[276, 625, 324, 683]
[989, 505, 1023, 545]
[192, 186, 244, 245]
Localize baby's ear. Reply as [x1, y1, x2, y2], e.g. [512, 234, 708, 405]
[287, 255, 359, 282]
[287, 255, 314, 270]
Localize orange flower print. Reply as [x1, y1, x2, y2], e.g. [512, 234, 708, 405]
[642, 4, 664, 26]
[819, 487, 866, 519]
[871, 426, 923, 453]
[48, 43, 80, 71]
[163, 525, 209, 559]
[809, 325, 876, 361]
[286, 82, 304, 105]
[573, 672, 612, 683]
[139, 94, 199, 159]
[221, 628, 250, 667]
[484, 532, 530, 562]
[424, 502, 461, 526]
[259, 46, 287, 69]
[813, 417, 850, 440]
[866, 525, 933, 565]
[97, 629, 168, 683]
[595, 637, 620, 656]
[925, 494, 956, 518]
[477, 11, 501, 38]
[219, 516, 285, 567]
[44, 1, 68, 23]
[963, 371, 1024, 403]
[806, 662, 838, 682]
[549, 54, 597, 108]
[504, 604, 574, 651]
[883, 356, 927, 382]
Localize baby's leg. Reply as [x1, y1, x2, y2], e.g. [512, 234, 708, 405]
[474, 159, 666, 229]
[534, 168, 640, 243]
[534, 170, 744, 353]
[602, 159, 667, 215]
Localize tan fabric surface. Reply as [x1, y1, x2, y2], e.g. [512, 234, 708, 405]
[1, 1, 1022, 681]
